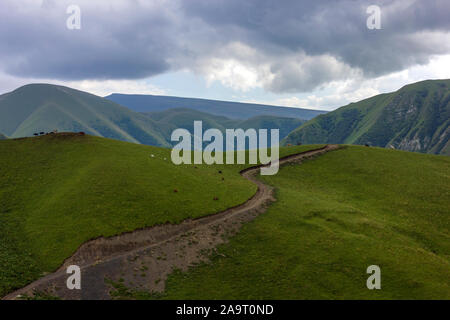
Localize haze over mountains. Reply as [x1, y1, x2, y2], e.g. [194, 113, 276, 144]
[0, 84, 304, 148]
[106, 93, 325, 120]
[284, 79, 450, 155]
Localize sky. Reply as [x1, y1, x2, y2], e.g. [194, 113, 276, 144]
[0, 0, 449, 111]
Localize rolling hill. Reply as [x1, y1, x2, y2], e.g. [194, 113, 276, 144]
[1, 135, 448, 299]
[0, 84, 305, 148]
[129, 146, 449, 300]
[0, 132, 7, 140]
[106, 93, 325, 120]
[0, 134, 316, 297]
[0, 134, 258, 296]
[283, 79, 450, 155]
[143, 108, 304, 148]
[0, 84, 170, 147]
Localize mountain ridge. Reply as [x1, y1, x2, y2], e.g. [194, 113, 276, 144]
[105, 93, 325, 120]
[0, 84, 304, 148]
[0, 83, 170, 146]
[283, 79, 450, 155]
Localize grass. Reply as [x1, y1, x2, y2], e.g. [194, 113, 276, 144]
[0, 134, 320, 296]
[133, 146, 450, 299]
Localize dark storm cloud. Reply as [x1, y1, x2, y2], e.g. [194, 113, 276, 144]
[0, 0, 449, 92]
[0, 0, 174, 80]
[182, 0, 450, 75]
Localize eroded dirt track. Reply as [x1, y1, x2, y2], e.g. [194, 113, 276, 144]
[3, 145, 338, 300]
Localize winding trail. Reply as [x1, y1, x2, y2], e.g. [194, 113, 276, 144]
[3, 144, 338, 300]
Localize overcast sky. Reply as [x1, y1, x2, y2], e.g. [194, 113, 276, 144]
[1, 0, 449, 110]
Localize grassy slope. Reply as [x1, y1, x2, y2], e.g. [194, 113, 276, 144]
[0, 84, 306, 149]
[238, 115, 304, 140]
[283, 79, 450, 155]
[0, 134, 317, 296]
[0, 135, 254, 296]
[0, 84, 170, 147]
[143, 108, 304, 143]
[143, 146, 450, 299]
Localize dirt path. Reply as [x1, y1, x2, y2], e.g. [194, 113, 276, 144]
[3, 144, 338, 300]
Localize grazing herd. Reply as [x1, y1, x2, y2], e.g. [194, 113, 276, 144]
[32, 130, 85, 136]
[33, 129, 58, 136]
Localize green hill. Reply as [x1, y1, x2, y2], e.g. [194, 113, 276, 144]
[237, 115, 304, 140]
[137, 146, 449, 300]
[0, 84, 304, 149]
[143, 108, 304, 146]
[0, 134, 260, 296]
[0, 84, 169, 147]
[0, 133, 315, 296]
[283, 79, 450, 155]
[1, 134, 449, 299]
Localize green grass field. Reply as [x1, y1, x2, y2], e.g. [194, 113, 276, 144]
[0, 134, 318, 297]
[133, 146, 449, 299]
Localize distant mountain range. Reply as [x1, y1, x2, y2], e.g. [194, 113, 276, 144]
[0, 84, 304, 148]
[284, 79, 450, 155]
[0, 132, 7, 140]
[105, 93, 325, 120]
[2, 80, 448, 155]
[143, 108, 303, 143]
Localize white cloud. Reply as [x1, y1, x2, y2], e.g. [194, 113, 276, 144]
[192, 42, 361, 94]
[202, 59, 264, 92]
[242, 54, 450, 111]
[267, 54, 360, 93]
[64, 79, 167, 96]
[191, 42, 273, 92]
[0, 72, 166, 96]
